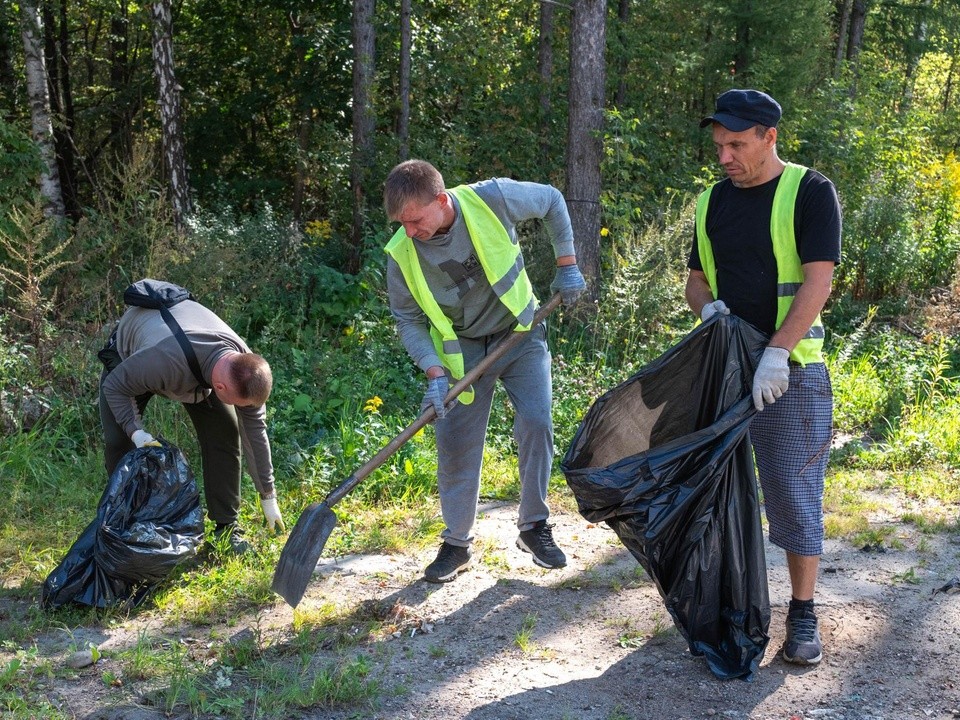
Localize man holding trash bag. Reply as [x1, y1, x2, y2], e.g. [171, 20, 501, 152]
[383, 159, 586, 583]
[98, 282, 284, 555]
[686, 89, 842, 665]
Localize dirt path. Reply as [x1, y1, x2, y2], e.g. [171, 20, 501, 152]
[26, 501, 960, 720]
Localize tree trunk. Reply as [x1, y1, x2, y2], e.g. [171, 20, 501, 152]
[565, 0, 606, 302]
[0, 0, 16, 116]
[846, 0, 867, 63]
[151, 0, 191, 231]
[19, 0, 65, 219]
[288, 11, 311, 221]
[846, 0, 868, 99]
[900, 0, 931, 113]
[42, 0, 80, 218]
[109, 8, 133, 167]
[350, 0, 376, 274]
[613, 0, 630, 109]
[537, 0, 555, 166]
[733, 20, 750, 79]
[833, 0, 853, 76]
[398, 0, 411, 161]
[944, 52, 956, 115]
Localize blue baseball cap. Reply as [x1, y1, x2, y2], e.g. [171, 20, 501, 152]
[699, 89, 782, 131]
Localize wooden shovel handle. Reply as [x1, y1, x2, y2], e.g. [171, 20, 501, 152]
[324, 293, 564, 507]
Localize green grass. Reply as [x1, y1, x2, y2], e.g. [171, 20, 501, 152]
[514, 612, 538, 654]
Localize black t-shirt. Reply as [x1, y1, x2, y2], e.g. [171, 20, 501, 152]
[688, 168, 842, 336]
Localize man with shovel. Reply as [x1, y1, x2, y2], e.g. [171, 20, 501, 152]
[384, 159, 586, 583]
[98, 287, 285, 555]
[686, 89, 841, 665]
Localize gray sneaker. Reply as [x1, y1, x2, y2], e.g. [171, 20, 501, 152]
[424, 542, 472, 583]
[783, 605, 822, 665]
[517, 520, 567, 569]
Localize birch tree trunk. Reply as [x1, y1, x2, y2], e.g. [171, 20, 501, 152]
[350, 0, 375, 273]
[19, 0, 65, 219]
[151, 0, 191, 231]
[565, 0, 606, 302]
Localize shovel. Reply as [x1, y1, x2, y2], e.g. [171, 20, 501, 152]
[271, 293, 564, 607]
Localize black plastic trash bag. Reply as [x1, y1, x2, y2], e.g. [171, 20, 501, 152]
[42, 441, 204, 610]
[561, 315, 771, 680]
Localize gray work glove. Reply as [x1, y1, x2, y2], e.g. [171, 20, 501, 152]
[550, 264, 587, 306]
[700, 299, 730, 322]
[421, 375, 457, 420]
[131, 429, 161, 448]
[752, 346, 790, 411]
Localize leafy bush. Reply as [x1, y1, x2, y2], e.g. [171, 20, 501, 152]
[0, 119, 43, 236]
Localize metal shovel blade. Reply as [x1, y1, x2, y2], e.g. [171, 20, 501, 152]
[271, 501, 338, 608]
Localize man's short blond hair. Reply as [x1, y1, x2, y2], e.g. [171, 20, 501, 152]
[383, 159, 445, 220]
[230, 353, 273, 406]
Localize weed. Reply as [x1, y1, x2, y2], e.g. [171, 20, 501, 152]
[428, 644, 448, 659]
[514, 612, 538, 654]
[892, 567, 922, 585]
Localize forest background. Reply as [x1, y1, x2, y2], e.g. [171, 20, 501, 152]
[1, 0, 960, 717]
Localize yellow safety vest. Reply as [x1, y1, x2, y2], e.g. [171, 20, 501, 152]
[695, 162, 825, 365]
[385, 185, 537, 403]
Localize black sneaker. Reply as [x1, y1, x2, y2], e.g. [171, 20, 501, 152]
[424, 542, 472, 583]
[517, 520, 567, 569]
[783, 603, 822, 665]
[210, 523, 252, 556]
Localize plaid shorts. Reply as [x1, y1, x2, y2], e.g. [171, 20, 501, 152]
[749, 362, 833, 556]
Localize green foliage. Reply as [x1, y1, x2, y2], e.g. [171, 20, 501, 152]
[0, 120, 42, 232]
[69, 146, 181, 305]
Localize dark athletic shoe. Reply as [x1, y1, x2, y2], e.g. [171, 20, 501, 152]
[516, 520, 567, 569]
[783, 604, 822, 665]
[210, 523, 252, 556]
[424, 542, 472, 583]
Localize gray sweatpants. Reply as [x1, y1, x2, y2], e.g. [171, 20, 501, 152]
[434, 322, 553, 547]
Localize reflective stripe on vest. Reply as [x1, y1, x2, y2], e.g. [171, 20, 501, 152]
[385, 185, 537, 403]
[695, 163, 824, 365]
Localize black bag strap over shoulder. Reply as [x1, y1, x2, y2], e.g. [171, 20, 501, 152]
[123, 279, 212, 390]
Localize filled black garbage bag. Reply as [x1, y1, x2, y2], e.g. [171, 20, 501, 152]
[561, 315, 771, 680]
[42, 441, 204, 610]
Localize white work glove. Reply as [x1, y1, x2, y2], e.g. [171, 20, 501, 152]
[260, 495, 285, 533]
[700, 299, 730, 322]
[752, 346, 791, 411]
[131, 429, 161, 447]
[421, 375, 456, 420]
[550, 264, 587, 306]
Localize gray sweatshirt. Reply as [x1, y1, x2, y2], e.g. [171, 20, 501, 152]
[103, 301, 275, 497]
[387, 178, 575, 372]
